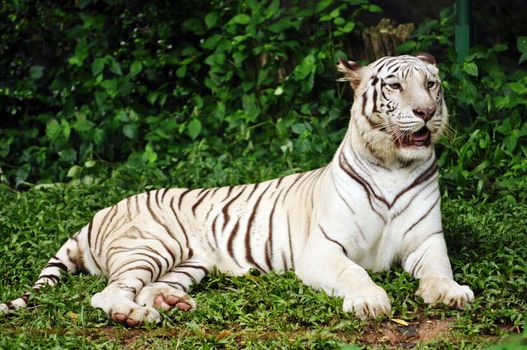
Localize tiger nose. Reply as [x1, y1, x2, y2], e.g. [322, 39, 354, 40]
[413, 107, 436, 121]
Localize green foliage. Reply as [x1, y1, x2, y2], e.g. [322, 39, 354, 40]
[0, 0, 381, 188]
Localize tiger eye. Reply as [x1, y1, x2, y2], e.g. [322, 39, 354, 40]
[389, 83, 402, 90]
[427, 81, 436, 89]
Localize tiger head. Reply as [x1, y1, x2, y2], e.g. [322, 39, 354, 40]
[338, 53, 448, 164]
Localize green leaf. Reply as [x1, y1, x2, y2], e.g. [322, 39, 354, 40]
[517, 36, 527, 53]
[182, 18, 204, 34]
[315, 0, 332, 12]
[229, 14, 250, 25]
[147, 91, 159, 105]
[110, 59, 123, 75]
[61, 119, 71, 140]
[46, 119, 62, 140]
[205, 12, 219, 28]
[72, 118, 94, 132]
[187, 119, 202, 140]
[93, 128, 104, 145]
[30, 65, 44, 79]
[291, 123, 307, 134]
[334, 17, 345, 26]
[507, 82, 527, 95]
[396, 40, 417, 54]
[504, 135, 518, 153]
[129, 61, 143, 77]
[68, 39, 89, 66]
[15, 164, 30, 188]
[142, 143, 158, 164]
[101, 79, 118, 94]
[293, 54, 316, 80]
[463, 61, 478, 77]
[265, 0, 280, 18]
[176, 66, 187, 78]
[122, 124, 138, 139]
[84, 160, 96, 168]
[91, 58, 105, 76]
[202, 34, 222, 50]
[66, 165, 82, 178]
[367, 4, 383, 13]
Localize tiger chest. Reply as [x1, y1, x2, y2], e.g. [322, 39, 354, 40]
[325, 166, 438, 272]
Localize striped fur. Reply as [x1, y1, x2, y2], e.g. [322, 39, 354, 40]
[1, 54, 474, 324]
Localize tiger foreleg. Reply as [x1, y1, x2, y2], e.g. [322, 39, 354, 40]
[297, 246, 391, 319]
[403, 232, 474, 308]
[135, 260, 210, 312]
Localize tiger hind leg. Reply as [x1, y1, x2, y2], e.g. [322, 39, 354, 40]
[135, 259, 210, 313]
[90, 260, 163, 327]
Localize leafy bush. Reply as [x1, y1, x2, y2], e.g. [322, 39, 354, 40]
[0, 0, 383, 187]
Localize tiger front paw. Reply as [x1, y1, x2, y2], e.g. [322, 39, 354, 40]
[416, 276, 474, 309]
[343, 285, 391, 319]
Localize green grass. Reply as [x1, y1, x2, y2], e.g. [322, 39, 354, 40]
[0, 163, 526, 349]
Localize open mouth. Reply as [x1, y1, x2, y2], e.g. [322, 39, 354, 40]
[399, 127, 431, 147]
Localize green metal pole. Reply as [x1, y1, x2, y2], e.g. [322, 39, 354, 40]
[455, 0, 471, 63]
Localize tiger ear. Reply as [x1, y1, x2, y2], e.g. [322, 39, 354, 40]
[416, 52, 436, 66]
[337, 58, 364, 90]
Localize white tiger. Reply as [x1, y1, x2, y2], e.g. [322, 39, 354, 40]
[1, 53, 474, 326]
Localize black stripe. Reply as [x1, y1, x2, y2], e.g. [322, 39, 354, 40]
[403, 196, 440, 236]
[390, 159, 437, 208]
[275, 176, 286, 188]
[281, 172, 305, 204]
[155, 189, 162, 208]
[222, 186, 234, 202]
[126, 196, 132, 221]
[392, 176, 438, 219]
[286, 213, 295, 270]
[45, 261, 68, 271]
[246, 183, 260, 202]
[264, 189, 283, 271]
[244, 183, 272, 272]
[211, 214, 220, 249]
[173, 270, 197, 284]
[191, 188, 211, 215]
[146, 192, 184, 259]
[94, 206, 116, 254]
[158, 280, 187, 292]
[178, 189, 193, 210]
[221, 186, 246, 231]
[177, 264, 209, 275]
[170, 197, 193, 259]
[21, 293, 30, 303]
[410, 250, 427, 276]
[36, 274, 60, 284]
[332, 173, 355, 216]
[161, 188, 170, 202]
[109, 265, 154, 284]
[338, 152, 387, 222]
[319, 225, 348, 256]
[226, 219, 243, 268]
